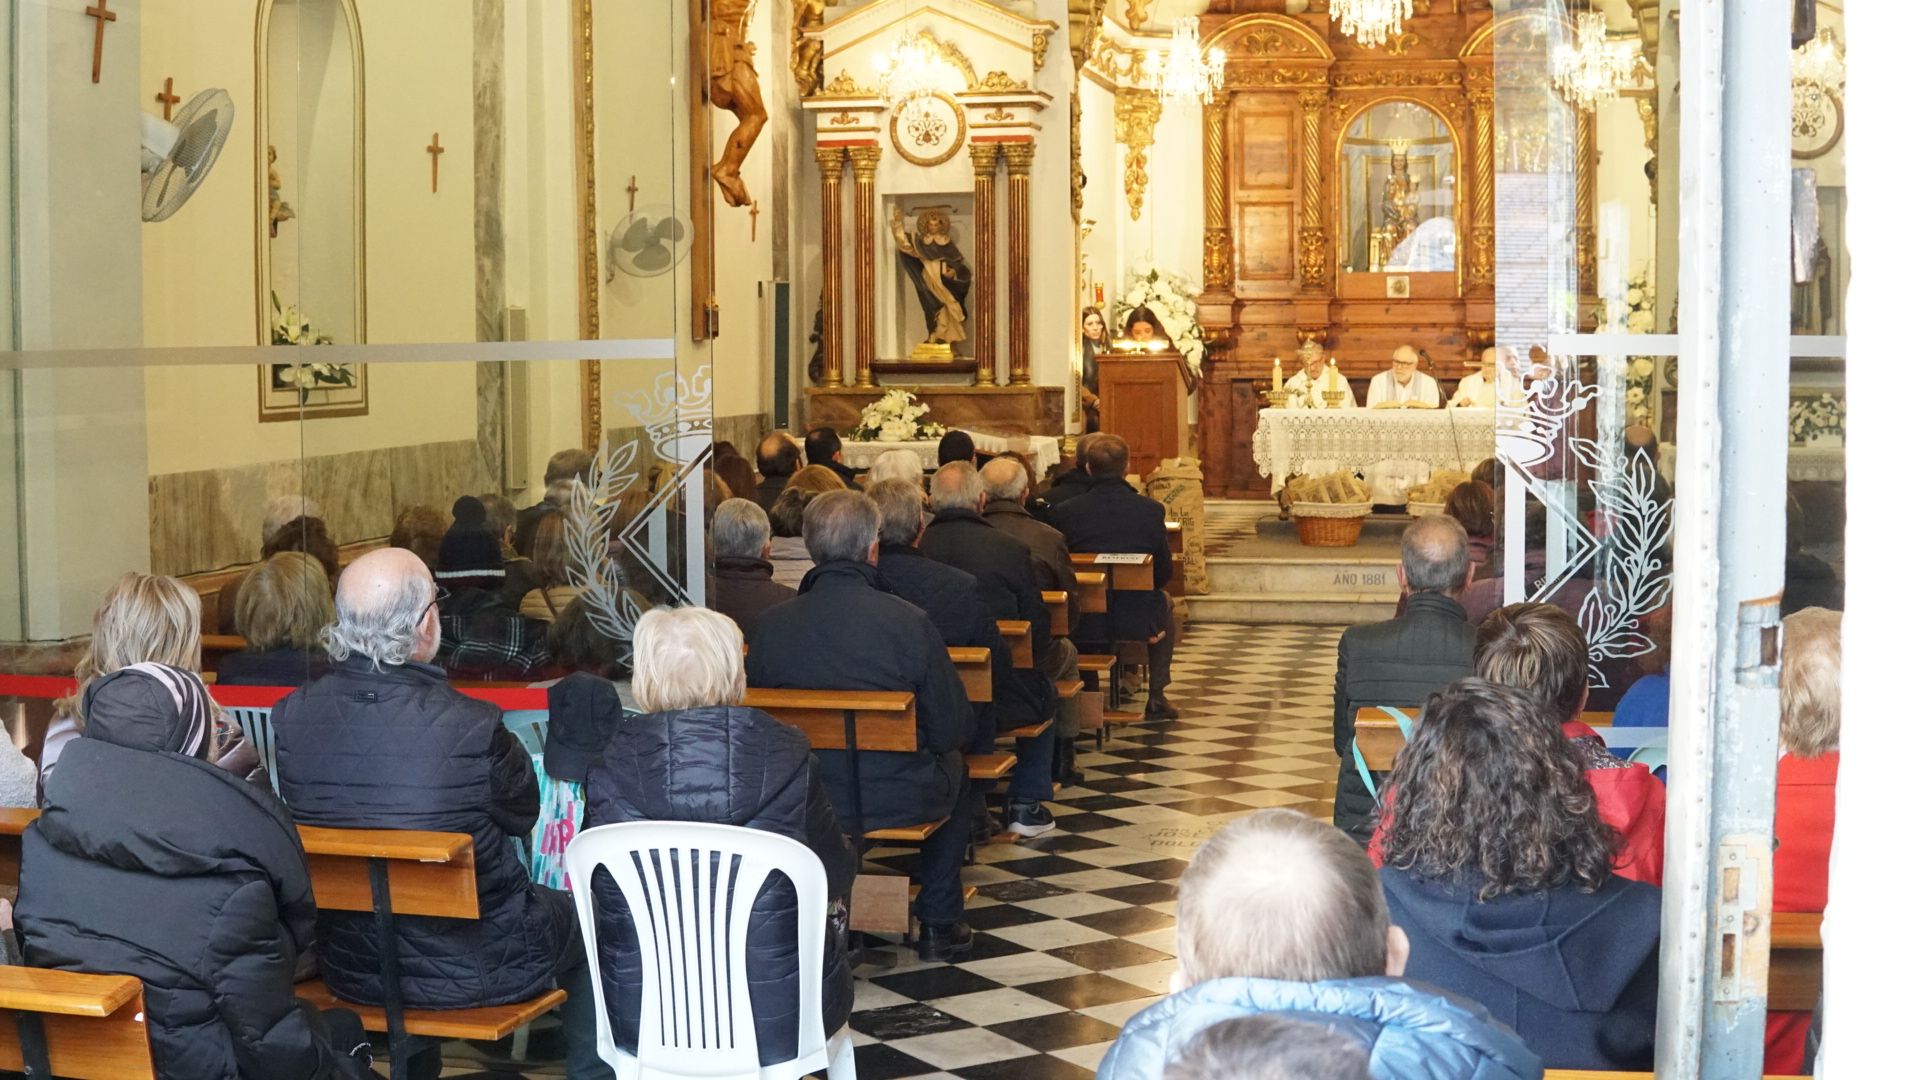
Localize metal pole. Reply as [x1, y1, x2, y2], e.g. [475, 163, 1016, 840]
[1659, 0, 1791, 1075]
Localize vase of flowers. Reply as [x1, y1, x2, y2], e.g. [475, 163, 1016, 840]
[849, 388, 946, 443]
[1114, 263, 1206, 376]
[1788, 393, 1845, 447]
[1609, 271, 1659, 428]
[269, 292, 353, 404]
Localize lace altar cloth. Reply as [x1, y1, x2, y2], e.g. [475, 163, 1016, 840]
[1254, 408, 1498, 495]
[841, 430, 1061, 474]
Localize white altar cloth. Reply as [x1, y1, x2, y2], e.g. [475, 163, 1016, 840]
[1253, 407, 1498, 495]
[840, 430, 1061, 475]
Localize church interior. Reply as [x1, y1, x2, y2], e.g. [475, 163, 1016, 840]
[0, 0, 1892, 1077]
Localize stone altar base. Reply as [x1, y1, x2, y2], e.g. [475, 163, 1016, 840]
[1185, 508, 1406, 626]
[805, 386, 1065, 437]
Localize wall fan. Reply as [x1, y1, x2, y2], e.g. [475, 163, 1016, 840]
[607, 204, 691, 280]
[141, 88, 235, 223]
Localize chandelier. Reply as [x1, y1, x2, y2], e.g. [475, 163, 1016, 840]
[1792, 27, 1846, 97]
[1143, 17, 1225, 105]
[1330, 0, 1413, 50]
[873, 29, 948, 125]
[1550, 12, 1638, 110]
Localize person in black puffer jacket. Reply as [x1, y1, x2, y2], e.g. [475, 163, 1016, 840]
[272, 548, 610, 1080]
[585, 606, 856, 1064]
[16, 663, 375, 1080]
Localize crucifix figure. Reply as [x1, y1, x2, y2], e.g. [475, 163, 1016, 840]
[155, 76, 181, 121]
[749, 200, 761, 242]
[626, 175, 639, 213]
[426, 133, 444, 194]
[85, 0, 117, 84]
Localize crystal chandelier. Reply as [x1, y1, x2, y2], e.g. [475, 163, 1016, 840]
[873, 29, 947, 125]
[1143, 17, 1225, 105]
[1330, 0, 1413, 50]
[1550, 12, 1638, 110]
[1792, 27, 1846, 97]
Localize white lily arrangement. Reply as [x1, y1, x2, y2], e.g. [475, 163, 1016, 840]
[270, 292, 353, 398]
[1788, 393, 1845, 444]
[1114, 263, 1206, 375]
[850, 388, 945, 442]
[1613, 271, 1658, 428]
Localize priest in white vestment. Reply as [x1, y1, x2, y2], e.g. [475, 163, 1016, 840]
[1449, 346, 1525, 408]
[1280, 342, 1356, 409]
[1367, 346, 1442, 408]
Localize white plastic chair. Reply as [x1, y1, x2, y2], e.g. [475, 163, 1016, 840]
[227, 706, 280, 795]
[564, 821, 857, 1080]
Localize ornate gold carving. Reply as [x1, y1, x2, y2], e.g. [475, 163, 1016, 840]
[573, 0, 601, 445]
[889, 93, 967, 167]
[1204, 230, 1231, 291]
[1033, 29, 1052, 70]
[1114, 87, 1161, 222]
[815, 146, 846, 388]
[969, 143, 1001, 386]
[1575, 106, 1595, 294]
[1330, 68, 1462, 89]
[820, 70, 872, 96]
[1069, 0, 1110, 68]
[848, 145, 880, 387]
[1381, 31, 1421, 57]
[978, 70, 1030, 92]
[1222, 66, 1325, 90]
[1202, 99, 1231, 290]
[1469, 225, 1495, 289]
[829, 110, 858, 126]
[1238, 27, 1311, 56]
[1124, 0, 1150, 33]
[1300, 91, 1323, 230]
[1070, 90, 1085, 222]
[790, 0, 824, 96]
[920, 29, 979, 89]
[1468, 86, 1496, 290]
[1004, 142, 1034, 386]
[1298, 227, 1327, 290]
[985, 107, 1014, 121]
[848, 143, 880, 178]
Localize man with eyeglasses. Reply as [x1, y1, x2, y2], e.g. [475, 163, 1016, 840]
[1366, 345, 1442, 409]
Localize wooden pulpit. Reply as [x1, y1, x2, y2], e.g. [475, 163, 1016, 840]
[1098, 352, 1195, 477]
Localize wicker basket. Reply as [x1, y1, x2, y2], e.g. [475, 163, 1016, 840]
[1292, 502, 1370, 547]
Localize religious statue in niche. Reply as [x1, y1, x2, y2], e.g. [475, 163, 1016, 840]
[1376, 142, 1420, 265]
[891, 206, 971, 358]
[266, 144, 295, 238]
[709, 0, 767, 207]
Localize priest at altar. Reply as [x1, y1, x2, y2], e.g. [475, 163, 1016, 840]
[1367, 345, 1442, 408]
[1279, 341, 1357, 410]
[1449, 346, 1525, 408]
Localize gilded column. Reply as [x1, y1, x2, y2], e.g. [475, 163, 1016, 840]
[1201, 97, 1231, 292]
[1468, 86, 1497, 291]
[1575, 105, 1597, 301]
[1003, 142, 1035, 386]
[969, 142, 1001, 387]
[1298, 90, 1328, 291]
[815, 145, 846, 388]
[848, 144, 881, 388]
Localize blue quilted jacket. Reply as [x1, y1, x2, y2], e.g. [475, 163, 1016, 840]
[1098, 976, 1542, 1080]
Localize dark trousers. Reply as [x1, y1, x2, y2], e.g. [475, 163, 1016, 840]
[1147, 590, 1174, 696]
[970, 720, 1052, 804]
[915, 811, 972, 925]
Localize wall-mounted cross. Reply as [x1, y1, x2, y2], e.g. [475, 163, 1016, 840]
[155, 76, 181, 121]
[84, 0, 117, 84]
[626, 175, 639, 213]
[427, 133, 444, 193]
[750, 200, 761, 242]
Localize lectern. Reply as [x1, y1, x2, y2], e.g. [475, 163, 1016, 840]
[1097, 352, 1195, 477]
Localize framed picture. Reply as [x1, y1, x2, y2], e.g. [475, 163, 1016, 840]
[258, 359, 369, 422]
[1385, 274, 1412, 299]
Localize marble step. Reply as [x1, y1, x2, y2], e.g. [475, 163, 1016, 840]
[1205, 555, 1403, 597]
[1185, 592, 1399, 625]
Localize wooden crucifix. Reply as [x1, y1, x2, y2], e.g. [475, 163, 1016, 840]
[426, 133, 444, 193]
[155, 77, 181, 121]
[749, 200, 761, 242]
[626, 175, 639, 213]
[85, 0, 117, 84]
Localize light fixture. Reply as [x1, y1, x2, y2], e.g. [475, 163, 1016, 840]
[873, 29, 948, 126]
[1330, 0, 1413, 50]
[1143, 17, 1225, 105]
[1550, 12, 1638, 110]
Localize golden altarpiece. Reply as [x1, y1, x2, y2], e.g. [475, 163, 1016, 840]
[1188, 9, 1596, 496]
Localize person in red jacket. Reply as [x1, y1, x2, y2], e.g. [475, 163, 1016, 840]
[1472, 603, 1667, 885]
[1766, 606, 1841, 1073]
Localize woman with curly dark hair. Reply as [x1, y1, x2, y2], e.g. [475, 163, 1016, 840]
[1376, 678, 1660, 1071]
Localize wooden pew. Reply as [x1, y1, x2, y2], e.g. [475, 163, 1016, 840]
[997, 620, 1034, 669]
[1352, 707, 1617, 773]
[1041, 590, 1070, 637]
[1070, 552, 1154, 592]
[0, 967, 154, 1079]
[1769, 910, 1822, 1012]
[198, 633, 248, 673]
[1164, 522, 1186, 598]
[1075, 570, 1109, 614]
[949, 646, 992, 704]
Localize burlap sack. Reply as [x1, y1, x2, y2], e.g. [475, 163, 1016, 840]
[1145, 457, 1209, 596]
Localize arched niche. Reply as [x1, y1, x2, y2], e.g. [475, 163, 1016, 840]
[1337, 99, 1460, 279]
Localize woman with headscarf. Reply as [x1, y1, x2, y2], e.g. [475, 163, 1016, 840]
[15, 661, 378, 1079]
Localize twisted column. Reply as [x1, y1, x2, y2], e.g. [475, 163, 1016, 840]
[1575, 106, 1596, 301]
[815, 145, 847, 387]
[1468, 86, 1497, 291]
[848, 144, 881, 387]
[969, 142, 1001, 387]
[1298, 90, 1328, 291]
[1202, 98, 1231, 292]
[1003, 142, 1035, 386]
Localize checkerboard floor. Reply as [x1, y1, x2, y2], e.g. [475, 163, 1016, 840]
[400, 621, 1345, 1079]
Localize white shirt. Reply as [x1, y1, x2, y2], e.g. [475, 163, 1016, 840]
[1367, 370, 1441, 408]
[1281, 367, 1357, 410]
[1448, 369, 1523, 408]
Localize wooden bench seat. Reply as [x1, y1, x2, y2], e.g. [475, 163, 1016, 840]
[864, 819, 947, 843]
[1041, 590, 1070, 636]
[966, 752, 1017, 780]
[0, 966, 154, 1079]
[997, 620, 1034, 669]
[1001, 719, 1054, 741]
[1071, 552, 1154, 591]
[1352, 707, 1617, 773]
[294, 981, 567, 1042]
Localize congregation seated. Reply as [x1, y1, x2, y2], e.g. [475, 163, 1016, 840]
[713, 450, 759, 506]
[1332, 515, 1475, 840]
[1165, 1015, 1371, 1080]
[864, 447, 926, 488]
[1045, 450, 1095, 507]
[1048, 433, 1178, 720]
[805, 426, 860, 487]
[477, 492, 538, 610]
[1375, 680, 1659, 1071]
[937, 429, 975, 466]
[515, 447, 591, 546]
[753, 431, 802, 509]
[869, 479, 1055, 838]
[585, 607, 856, 1066]
[1101, 808, 1541, 1080]
[981, 455, 1083, 776]
[1472, 603, 1666, 884]
[217, 502, 337, 634]
[388, 503, 451, 573]
[1766, 606, 1842, 1073]
[271, 548, 609, 1079]
[433, 496, 550, 681]
[516, 510, 581, 623]
[766, 486, 819, 590]
[17, 664, 379, 1079]
[708, 498, 798, 636]
[743, 490, 976, 961]
[787, 463, 850, 494]
[1445, 480, 1497, 569]
[216, 551, 335, 687]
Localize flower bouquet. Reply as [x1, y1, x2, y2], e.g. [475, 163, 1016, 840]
[1114, 263, 1206, 375]
[850, 388, 946, 442]
[269, 292, 354, 401]
[1788, 394, 1845, 446]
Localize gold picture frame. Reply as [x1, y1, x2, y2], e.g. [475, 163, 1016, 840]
[891, 93, 968, 167]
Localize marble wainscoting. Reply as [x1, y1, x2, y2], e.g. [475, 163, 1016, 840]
[804, 386, 1064, 436]
[149, 438, 495, 578]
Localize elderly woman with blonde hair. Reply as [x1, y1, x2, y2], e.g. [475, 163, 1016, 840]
[217, 551, 335, 687]
[584, 606, 856, 1068]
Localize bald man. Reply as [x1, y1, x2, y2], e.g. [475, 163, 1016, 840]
[1450, 346, 1523, 408]
[753, 431, 802, 509]
[273, 547, 614, 1078]
[1367, 346, 1442, 408]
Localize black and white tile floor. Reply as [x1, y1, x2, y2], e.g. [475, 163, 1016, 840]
[408, 621, 1344, 1079]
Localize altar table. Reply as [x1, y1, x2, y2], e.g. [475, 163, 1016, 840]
[1253, 407, 1498, 495]
[840, 430, 1061, 475]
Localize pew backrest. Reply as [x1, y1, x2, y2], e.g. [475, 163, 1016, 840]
[1070, 552, 1154, 591]
[1074, 571, 1109, 614]
[1352, 707, 1618, 773]
[948, 647, 992, 704]
[0, 966, 154, 1079]
[1040, 590, 1070, 636]
[738, 689, 918, 752]
[298, 826, 481, 920]
[997, 620, 1034, 669]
